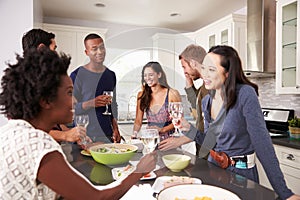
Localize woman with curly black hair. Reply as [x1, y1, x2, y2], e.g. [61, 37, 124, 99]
[0, 48, 156, 199]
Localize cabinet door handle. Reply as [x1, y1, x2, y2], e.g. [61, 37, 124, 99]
[286, 154, 295, 161]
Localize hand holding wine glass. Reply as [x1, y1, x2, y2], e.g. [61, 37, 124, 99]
[102, 90, 113, 115]
[168, 102, 184, 137]
[74, 114, 89, 146]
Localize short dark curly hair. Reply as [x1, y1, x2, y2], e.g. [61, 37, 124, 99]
[0, 47, 71, 120]
[22, 29, 55, 52]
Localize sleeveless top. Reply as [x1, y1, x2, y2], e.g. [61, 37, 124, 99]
[0, 120, 65, 199]
[146, 89, 174, 140]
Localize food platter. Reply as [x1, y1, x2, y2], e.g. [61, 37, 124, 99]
[152, 176, 202, 194]
[111, 165, 157, 181]
[157, 184, 241, 200]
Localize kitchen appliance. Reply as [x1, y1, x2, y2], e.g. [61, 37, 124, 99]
[262, 108, 295, 137]
[245, 0, 276, 77]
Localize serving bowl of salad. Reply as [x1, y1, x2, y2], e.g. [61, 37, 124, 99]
[89, 143, 138, 165]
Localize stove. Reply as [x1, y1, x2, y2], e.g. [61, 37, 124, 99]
[262, 108, 294, 137]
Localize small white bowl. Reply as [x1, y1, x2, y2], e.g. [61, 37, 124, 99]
[162, 154, 191, 172]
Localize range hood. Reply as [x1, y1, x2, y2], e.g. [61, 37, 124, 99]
[245, 0, 276, 78]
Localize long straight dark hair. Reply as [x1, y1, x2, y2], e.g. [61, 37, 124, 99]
[139, 62, 170, 111]
[208, 45, 258, 111]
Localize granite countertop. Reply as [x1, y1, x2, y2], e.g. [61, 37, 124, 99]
[65, 143, 277, 200]
[272, 137, 300, 150]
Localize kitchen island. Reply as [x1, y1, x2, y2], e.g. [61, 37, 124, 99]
[272, 137, 300, 150]
[255, 137, 300, 194]
[62, 143, 278, 200]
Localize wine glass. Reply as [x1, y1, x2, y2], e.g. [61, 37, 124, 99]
[102, 91, 113, 115]
[74, 114, 89, 145]
[168, 102, 184, 137]
[140, 129, 160, 154]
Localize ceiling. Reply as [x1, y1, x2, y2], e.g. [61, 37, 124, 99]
[41, 0, 247, 32]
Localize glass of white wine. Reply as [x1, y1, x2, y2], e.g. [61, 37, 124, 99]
[74, 114, 89, 145]
[140, 129, 160, 154]
[102, 90, 113, 115]
[168, 102, 184, 137]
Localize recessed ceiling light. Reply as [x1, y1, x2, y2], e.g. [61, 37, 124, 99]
[95, 3, 105, 8]
[170, 13, 181, 17]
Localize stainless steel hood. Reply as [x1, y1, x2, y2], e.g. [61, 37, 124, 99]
[245, 0, 276, 78]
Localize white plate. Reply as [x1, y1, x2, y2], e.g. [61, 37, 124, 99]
[81, 150, 91, 156]
[111, 165, 157, 181]
[130, 161, 161, 171]
[140, 171, 157, 180]
[111, 165, 135, 180]
[157, 184, 241, 200]
[152, 176, 202, 194]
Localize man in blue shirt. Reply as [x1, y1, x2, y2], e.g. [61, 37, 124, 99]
[70, 33, 121, 143]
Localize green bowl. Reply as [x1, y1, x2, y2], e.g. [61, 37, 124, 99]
[162, 154, 191, 172]
[89, 143, 138, 165]
[90, 163, 114, 185]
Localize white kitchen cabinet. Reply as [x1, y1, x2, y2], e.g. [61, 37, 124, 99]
[152, 33, 195, 95]
[256, 144, 300, 194]
[151, 14, 246, 94]
[43, 23, 107, 74]
[194, 14, 246, 67]
[276, 0, 300, 94]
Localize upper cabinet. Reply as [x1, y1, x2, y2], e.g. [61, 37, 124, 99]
[152, 14, 246, 94]
[194, 14, 247, 67]
[152, 33, 195, 94]
[276, 0, 300, 94]
[43, 23, 107, 74]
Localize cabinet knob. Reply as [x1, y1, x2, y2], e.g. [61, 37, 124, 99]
[296, 85, 299, 89]
[286, 154, 295, 161]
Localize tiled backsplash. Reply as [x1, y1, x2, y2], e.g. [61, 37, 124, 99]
[251, 77, 300, 117]
[117, 77, 300, 120]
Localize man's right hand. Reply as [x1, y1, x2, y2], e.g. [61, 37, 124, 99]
[184, 73, 194, 88]
[83, 95, 110, 109]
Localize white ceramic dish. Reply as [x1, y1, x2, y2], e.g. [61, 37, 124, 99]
[157, 184, 241, 200]
[152, 176, 202, 194]
[81, 150, 91, 156]
[111, 166, 157, 181]
[111, 165, 135, 180]
[140, 171, 157, 180]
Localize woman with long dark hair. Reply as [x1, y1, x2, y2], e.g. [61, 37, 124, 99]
[133, 61, 181, 140]
[159, 45, 300, 200]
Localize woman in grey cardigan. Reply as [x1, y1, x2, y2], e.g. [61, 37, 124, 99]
[159, 45, 300, 200]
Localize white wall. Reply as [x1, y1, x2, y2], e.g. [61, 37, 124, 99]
[0, 0, 38, 126]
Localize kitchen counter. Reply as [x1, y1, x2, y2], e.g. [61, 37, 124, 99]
[272, 137, 300, 150]
[64, 143, 277, 200]
[117, 119, 147, 125]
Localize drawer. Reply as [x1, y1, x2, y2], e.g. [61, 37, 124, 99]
[279, 164, 300, 194]
[280, 164, 300, 179]
[274, 145, 300, 170]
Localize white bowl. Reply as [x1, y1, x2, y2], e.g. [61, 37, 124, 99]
[162, 154, 191, 172]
